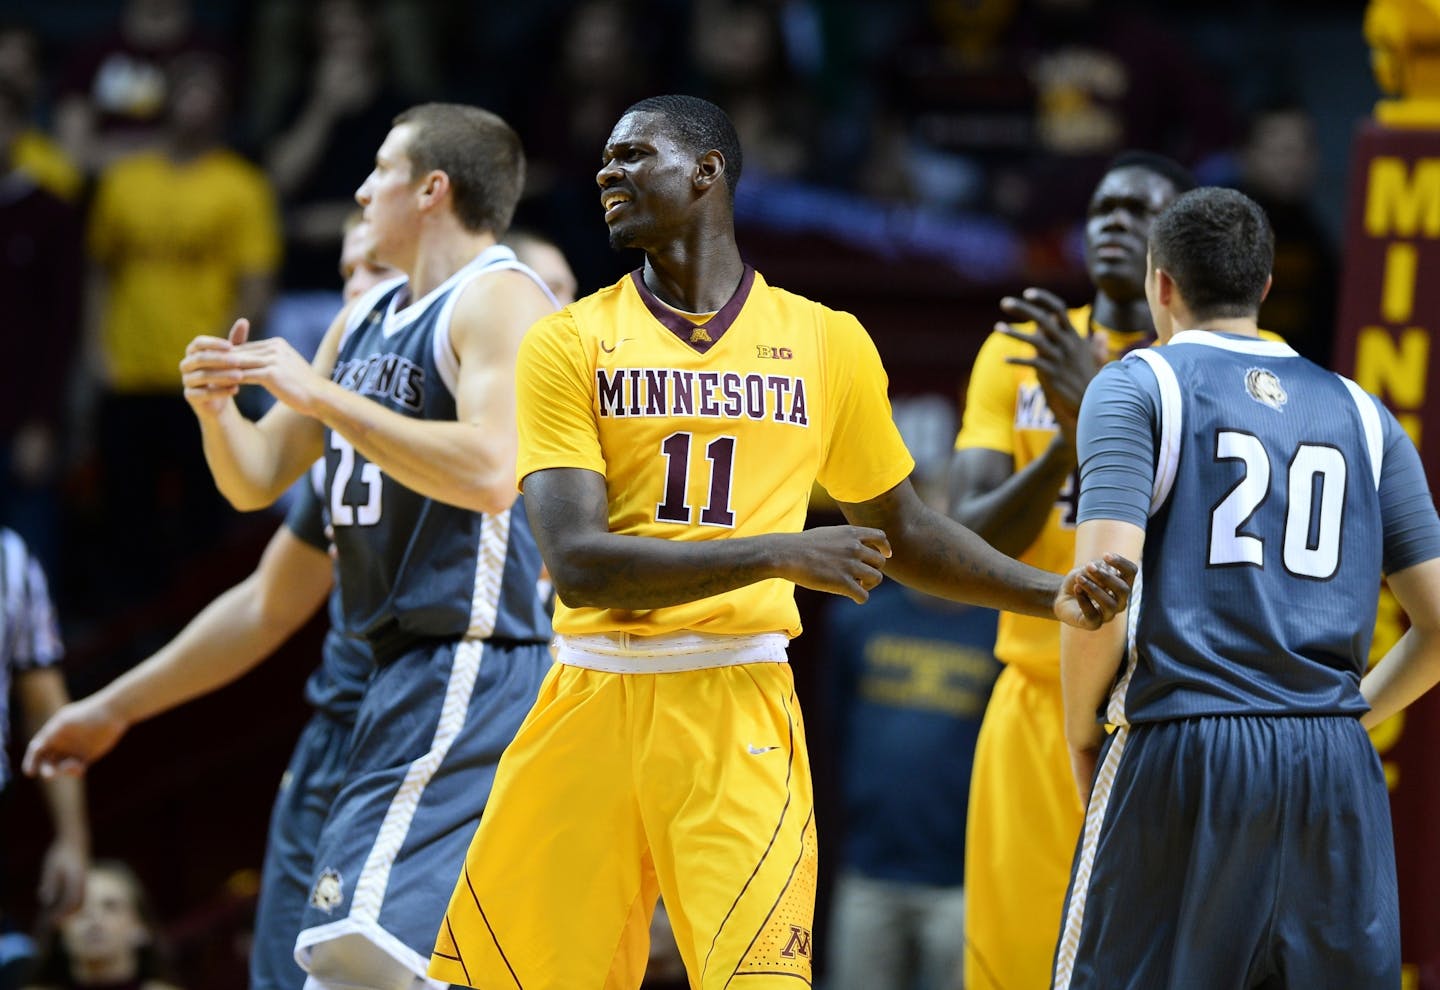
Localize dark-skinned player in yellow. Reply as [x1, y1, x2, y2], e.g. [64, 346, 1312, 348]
[429, 95, 1136, 990]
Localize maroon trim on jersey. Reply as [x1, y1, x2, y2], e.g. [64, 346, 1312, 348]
[1087, 313, 1155, 358]
[629, 265, 756, 354]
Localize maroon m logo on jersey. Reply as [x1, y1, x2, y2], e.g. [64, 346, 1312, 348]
[779, 925, 812, 959]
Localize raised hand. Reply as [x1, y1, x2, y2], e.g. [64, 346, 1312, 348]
[778, 526, 892, 604]
[181, 318, 329, 417]
[1054, 552, 1137, 629]
[224, 335, 328, 415]
[998, 288, 1102, 443]
[23, 696, 129, 780]
[181, 318, 250, 419]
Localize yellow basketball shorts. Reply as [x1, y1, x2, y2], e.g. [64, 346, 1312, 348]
[964, 665, 1085, 990]
[428, 660, 817, 989]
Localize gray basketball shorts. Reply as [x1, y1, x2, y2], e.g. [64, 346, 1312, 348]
[293, 638, 552, 984]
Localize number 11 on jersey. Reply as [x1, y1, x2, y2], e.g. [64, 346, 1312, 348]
[655, 431, 737, 528]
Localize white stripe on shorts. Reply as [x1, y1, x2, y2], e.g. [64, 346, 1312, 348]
[467, 510, 510, 638]
[350, 639, 486, 924]
[1053, 726, 1131, 989]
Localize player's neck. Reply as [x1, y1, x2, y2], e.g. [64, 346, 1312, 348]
[1187, 317, 1260, 338]
[408, 227, 498, 300]
[642, 236, 745, 313]
[1090, 292, 1153, 335]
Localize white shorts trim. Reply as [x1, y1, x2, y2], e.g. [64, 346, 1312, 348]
[1053, 726, 1131, 989]
[294, 916, 446, 989]
[352, 639, 484, 923]
[555, 630, 790, 673]
[295, 640, 487, 984]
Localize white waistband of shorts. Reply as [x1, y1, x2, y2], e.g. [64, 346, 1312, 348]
[555, 630, 790, 673]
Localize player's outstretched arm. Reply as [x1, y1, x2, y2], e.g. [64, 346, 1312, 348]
[264, 271, 555, 515]
[1059, 518, 1143, 800]
[23, 527, 332, 779]
[838, 478, 1134, 626]
[1361, 557, 1440, 729]
[181, 317, 333, 510]
[525, 467, 892, 608]
[15, 667, 89, 918]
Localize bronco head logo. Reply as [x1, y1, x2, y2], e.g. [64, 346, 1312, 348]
[1244, 367, 1287, 411]
[309, 868, 345, 914]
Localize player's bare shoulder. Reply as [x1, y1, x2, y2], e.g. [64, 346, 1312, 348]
[458, 265, 554, 318]
[449, 265, 558, 356]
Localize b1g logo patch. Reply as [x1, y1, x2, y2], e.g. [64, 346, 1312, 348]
[1244, 367, 1287, 411]
[310, 868, 345, 914]
[756, 345, 793, 360]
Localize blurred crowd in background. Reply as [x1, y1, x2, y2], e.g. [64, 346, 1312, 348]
[0, 0, 1374, 985]
[0, 0, 1366, 630]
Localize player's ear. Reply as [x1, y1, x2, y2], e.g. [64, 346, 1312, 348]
[694, 150, 725, 193]
[1154, 267, 1176, 308]
[1259, 273, 1273, 304]
[417, 169, 450, 210]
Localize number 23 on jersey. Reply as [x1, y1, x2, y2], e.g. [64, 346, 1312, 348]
[330, 432, 382, 527]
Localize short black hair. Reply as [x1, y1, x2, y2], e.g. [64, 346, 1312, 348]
[1105, 151, 1197, 196]
[622, 94, 743, 199]
[1150, 187, 1274, 321]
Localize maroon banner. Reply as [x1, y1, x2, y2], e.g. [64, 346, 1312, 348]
[1336, 121, 1440, 989]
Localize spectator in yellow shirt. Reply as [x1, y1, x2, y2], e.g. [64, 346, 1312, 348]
[86, 53, 280, 600]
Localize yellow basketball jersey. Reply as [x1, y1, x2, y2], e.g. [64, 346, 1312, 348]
[516, 267, 914, 639]
[956, 310, 1284, 676]
[955, 306, 1148, 676]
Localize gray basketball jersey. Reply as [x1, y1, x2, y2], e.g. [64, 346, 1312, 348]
[284, 462, 372, 722]
[1076, 331, 1440, 723]
[325, 246, 553, 657]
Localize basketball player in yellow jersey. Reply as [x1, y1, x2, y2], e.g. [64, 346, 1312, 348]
[952, 153, 1197, 990]
[428, 95, 1136, 990]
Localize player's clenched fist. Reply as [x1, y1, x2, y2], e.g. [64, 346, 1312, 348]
[779, 525, 892, 604]
[1054, 552, 1136, 629]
